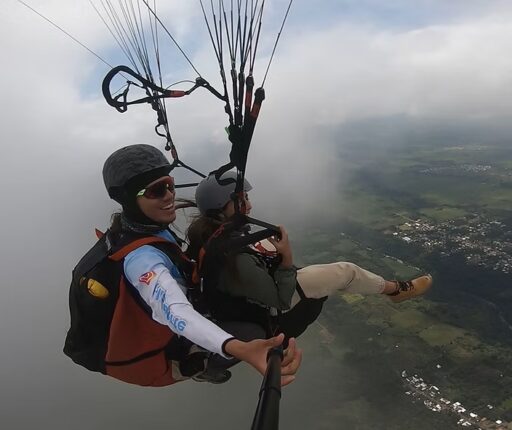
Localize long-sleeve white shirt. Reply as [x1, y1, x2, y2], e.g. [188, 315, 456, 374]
[123, 230, 233, 357]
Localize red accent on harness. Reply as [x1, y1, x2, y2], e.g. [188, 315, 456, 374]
[166, 90, 186, 98]
[105, 277, 176, 386]
[252, 241, 277, 257]
[192, 223, 227, 284]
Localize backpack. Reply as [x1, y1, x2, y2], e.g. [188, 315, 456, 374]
[63, 230, 197, 384]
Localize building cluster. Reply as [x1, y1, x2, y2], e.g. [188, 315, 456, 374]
[388, 215, 512, 274]
[401, 371, 509, 429]
[420, 164, 492, 176]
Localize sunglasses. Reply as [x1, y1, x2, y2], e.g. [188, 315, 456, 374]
[137, 176, 175, 199]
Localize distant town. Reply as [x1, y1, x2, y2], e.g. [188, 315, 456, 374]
[402, 371, 510, 429]
[420, 164, 493, 176]
[387, 214, 512, 274]
[419, 163, 512, 180]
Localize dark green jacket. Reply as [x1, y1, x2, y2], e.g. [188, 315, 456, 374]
[216, 252, 297, 311]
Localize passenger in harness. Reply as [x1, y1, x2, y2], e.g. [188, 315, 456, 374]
[64, 144, 301, 387]
[186, 171, 433, 342]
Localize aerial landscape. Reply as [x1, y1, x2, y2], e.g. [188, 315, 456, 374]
[288, 136, 512, 429]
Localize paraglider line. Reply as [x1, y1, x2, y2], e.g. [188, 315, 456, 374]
[261, 0, 293, 87]
[140, 0, 202, 77]
[17, 0, 113, 70]
[89, 0, 137, 70]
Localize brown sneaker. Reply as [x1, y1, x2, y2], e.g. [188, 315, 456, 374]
[387, 275, 433, 303]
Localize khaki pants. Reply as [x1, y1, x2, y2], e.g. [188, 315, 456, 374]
[290, 262, 385, 308]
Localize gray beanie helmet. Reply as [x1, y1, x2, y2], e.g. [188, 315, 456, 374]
[195, 171, 252, 215]
[103, 144, 171, 201]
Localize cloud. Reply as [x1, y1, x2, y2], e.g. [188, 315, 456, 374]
[226, 9, 511, 222]
[267, 14, 512, 123]
[4, 1, 512, 223]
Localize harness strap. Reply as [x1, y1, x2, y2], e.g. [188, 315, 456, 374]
[193, 218, 279, 285]
[109, 236, 174, 262]
[296, 284, 307, 300]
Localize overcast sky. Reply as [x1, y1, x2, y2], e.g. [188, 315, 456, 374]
[1, 1, 512, 429]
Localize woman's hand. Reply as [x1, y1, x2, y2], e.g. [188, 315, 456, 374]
[224, 334, 302, 386]
[280, 337, 301, 384]
[268, 226, 293, 268]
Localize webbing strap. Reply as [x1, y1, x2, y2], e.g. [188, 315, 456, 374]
[191, 247, 206, 285]
[108, 237, 169, 262]
[192, 223, 226, 285]
[195, 220, 277, 281]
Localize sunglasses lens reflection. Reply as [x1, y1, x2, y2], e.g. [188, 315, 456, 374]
[144, 177, 174, 199]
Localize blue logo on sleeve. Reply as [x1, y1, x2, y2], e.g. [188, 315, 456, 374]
[152, 285, 187, 332]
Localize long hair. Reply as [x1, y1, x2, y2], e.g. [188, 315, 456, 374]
[185, 203, 247, 282]
[185, 210, 224, 260]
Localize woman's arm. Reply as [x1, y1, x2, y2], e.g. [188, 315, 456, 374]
[124, 248, 234, 357]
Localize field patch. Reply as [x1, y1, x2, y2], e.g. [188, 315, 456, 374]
[340, 293, 365, 304]
[498, 397, 512, 411]
[390, 309, 432, 331]
[380, 256, 420, 279]
[419, 207, 468, 222]
[418, 324, 466, 346]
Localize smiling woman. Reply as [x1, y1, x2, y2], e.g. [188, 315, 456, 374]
[136, 176, 177, 225]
